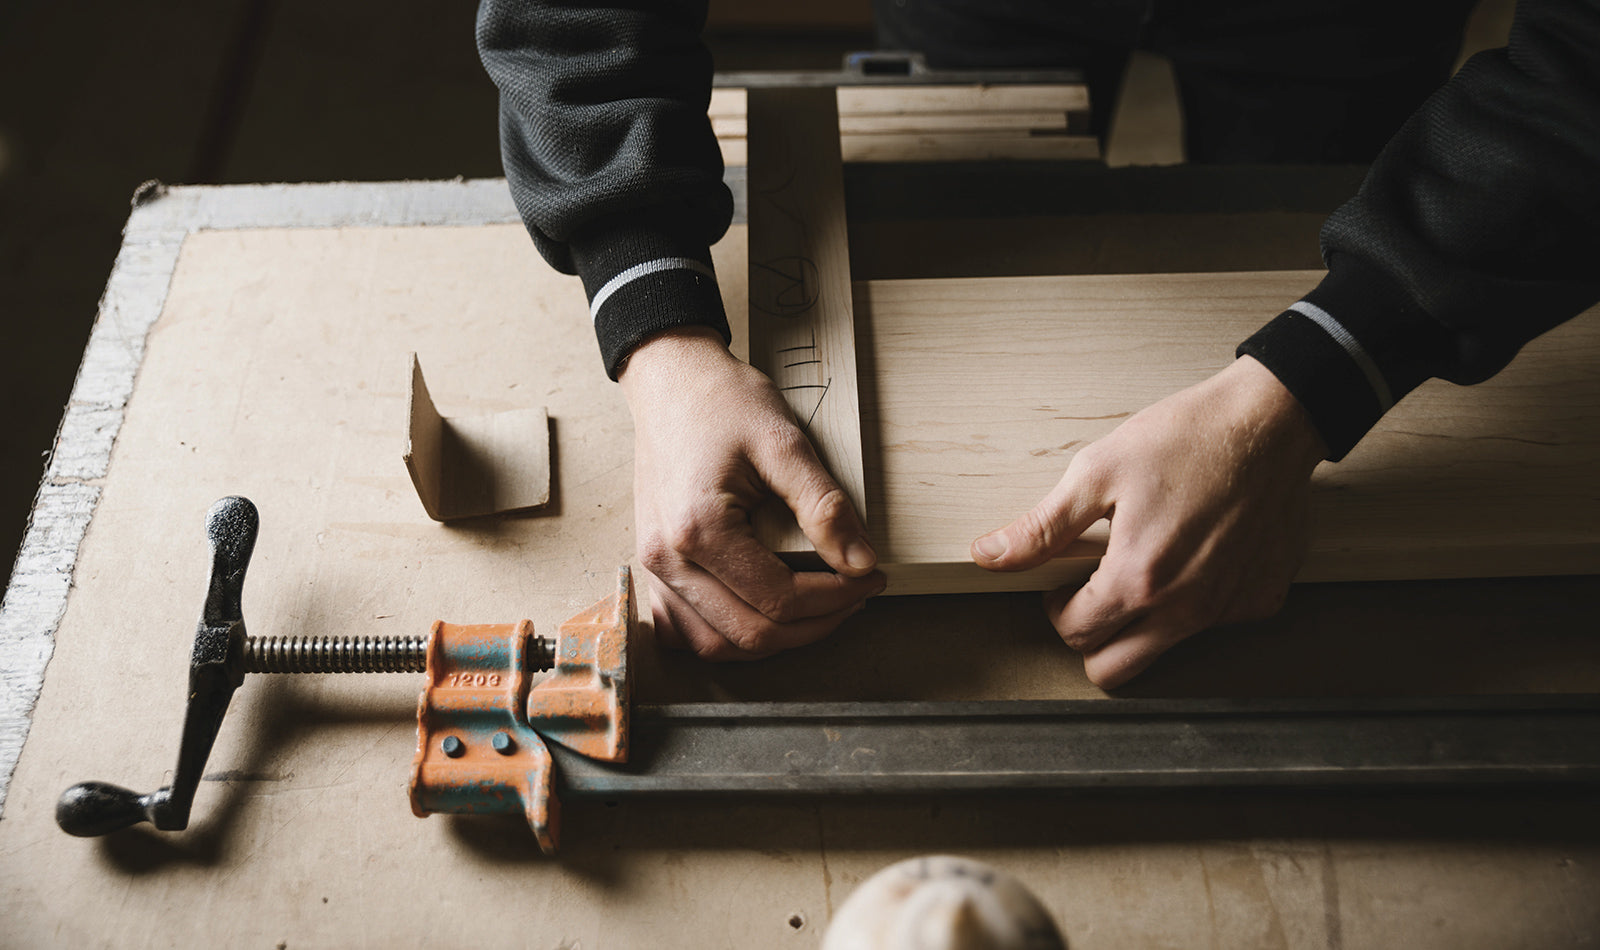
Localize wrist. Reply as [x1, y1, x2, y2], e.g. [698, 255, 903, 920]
[617, 326, 736, 399]
[1224, 355, 1330, 469]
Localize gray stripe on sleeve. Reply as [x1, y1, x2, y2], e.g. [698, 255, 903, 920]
[1288, 300, 1395, 411]
[589, 257, 716, 322]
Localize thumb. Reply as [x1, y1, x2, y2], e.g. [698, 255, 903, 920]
[757, 432, 876, 577]
[973, 462, 1110, 572]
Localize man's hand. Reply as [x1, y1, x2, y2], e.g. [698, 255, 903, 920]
[618, 326, 885, 660]
[972, 356, 1328, 688]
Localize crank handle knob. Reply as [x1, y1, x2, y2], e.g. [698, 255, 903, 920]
[56, 781, 174, 837]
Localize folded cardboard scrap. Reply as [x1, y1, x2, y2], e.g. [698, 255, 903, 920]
[403, 353, 550, 520]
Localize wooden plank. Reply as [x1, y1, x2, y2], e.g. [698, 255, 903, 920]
[837, 132, 1098, 164]
[745, 87, 866, 557]
[836, 84, 1090, 116]
[718, 134, 1100, 167]
[859, 272, 1600, 595]
[711, 85, 1092, 119]
[713, 111, 1072, 137]
[712, 85, 1098, 164]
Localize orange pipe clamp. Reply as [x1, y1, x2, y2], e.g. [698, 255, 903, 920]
[407, 566, 634, 854]
[55, 498, 633, 852]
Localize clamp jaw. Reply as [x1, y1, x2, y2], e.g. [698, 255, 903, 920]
[57, 496, 632, 853]
[408, 576, 632, 853]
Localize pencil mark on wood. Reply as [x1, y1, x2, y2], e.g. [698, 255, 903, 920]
[784, 359, 822, 369]
[751, 166, 820, 318]
[752, 256, 820, 317]
[803, 378, 832, 432]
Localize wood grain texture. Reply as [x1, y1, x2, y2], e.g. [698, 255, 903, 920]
[745, 87, 866, 555]
[860, 272, 1600, 594]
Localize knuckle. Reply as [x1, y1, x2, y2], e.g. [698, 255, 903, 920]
[721, 618, 780, 655]
[1069, 442, 1110, 483]
[1058, 626, 1098, 652]
[1016, 507, 1059, 553]
[1018, 510, 1054, 550]
[755, 593, 801, 624]
[800, 485, 851, 530]
[636, 534, 674, 574]
[659, 498, 721, 559]
[758, 421, 811, 461]
[660, 517, 699, 557]
[689, 637, 733, 661]
[1114, 565, 1163, 610]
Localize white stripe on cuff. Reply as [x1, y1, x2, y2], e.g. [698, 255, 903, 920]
[1287, 300, 1395, 412]
[589, 257, 716, 322]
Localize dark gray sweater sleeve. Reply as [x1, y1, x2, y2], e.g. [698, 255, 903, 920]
[476, 0, 734, 379]
[1239, 0, 1600, 459]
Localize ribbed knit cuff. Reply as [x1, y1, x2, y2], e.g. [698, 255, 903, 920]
[568, 206, 732, 380]
[1238, 255, 1452, 461]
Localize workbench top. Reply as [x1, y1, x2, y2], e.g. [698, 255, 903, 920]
[2, 175, 1596, 948]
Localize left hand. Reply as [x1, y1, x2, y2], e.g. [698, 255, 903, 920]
[971, 356, 1329, 688]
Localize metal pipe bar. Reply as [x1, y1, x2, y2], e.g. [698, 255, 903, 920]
[550, 696, 1600, 796]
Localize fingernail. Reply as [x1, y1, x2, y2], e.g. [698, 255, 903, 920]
[974, 533, 1008, 561]
[870, 576, 888, 597]
[845, 535, 877, 572]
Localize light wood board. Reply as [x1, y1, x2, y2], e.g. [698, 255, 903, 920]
[858, 271, 1600, 594]
[746, 87, 867, 554]
[713, 85, 1099, 166]
[2, 208, 1597, 948]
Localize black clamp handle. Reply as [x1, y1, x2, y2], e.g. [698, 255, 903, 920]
[56, 496, 258, 837]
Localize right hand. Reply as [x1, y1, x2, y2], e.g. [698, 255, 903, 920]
[617, 326, 886, 660]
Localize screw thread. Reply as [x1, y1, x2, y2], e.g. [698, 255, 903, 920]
[244, 635, 428, 674]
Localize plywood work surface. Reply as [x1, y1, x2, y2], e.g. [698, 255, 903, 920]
[860, 272, 1600, 593]
[3, 219, 1598, 948]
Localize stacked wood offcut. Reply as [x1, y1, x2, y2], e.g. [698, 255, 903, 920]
[710, 85, 1098, 164]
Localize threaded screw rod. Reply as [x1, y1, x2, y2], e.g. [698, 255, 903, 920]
[242, 634, 556, 675]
